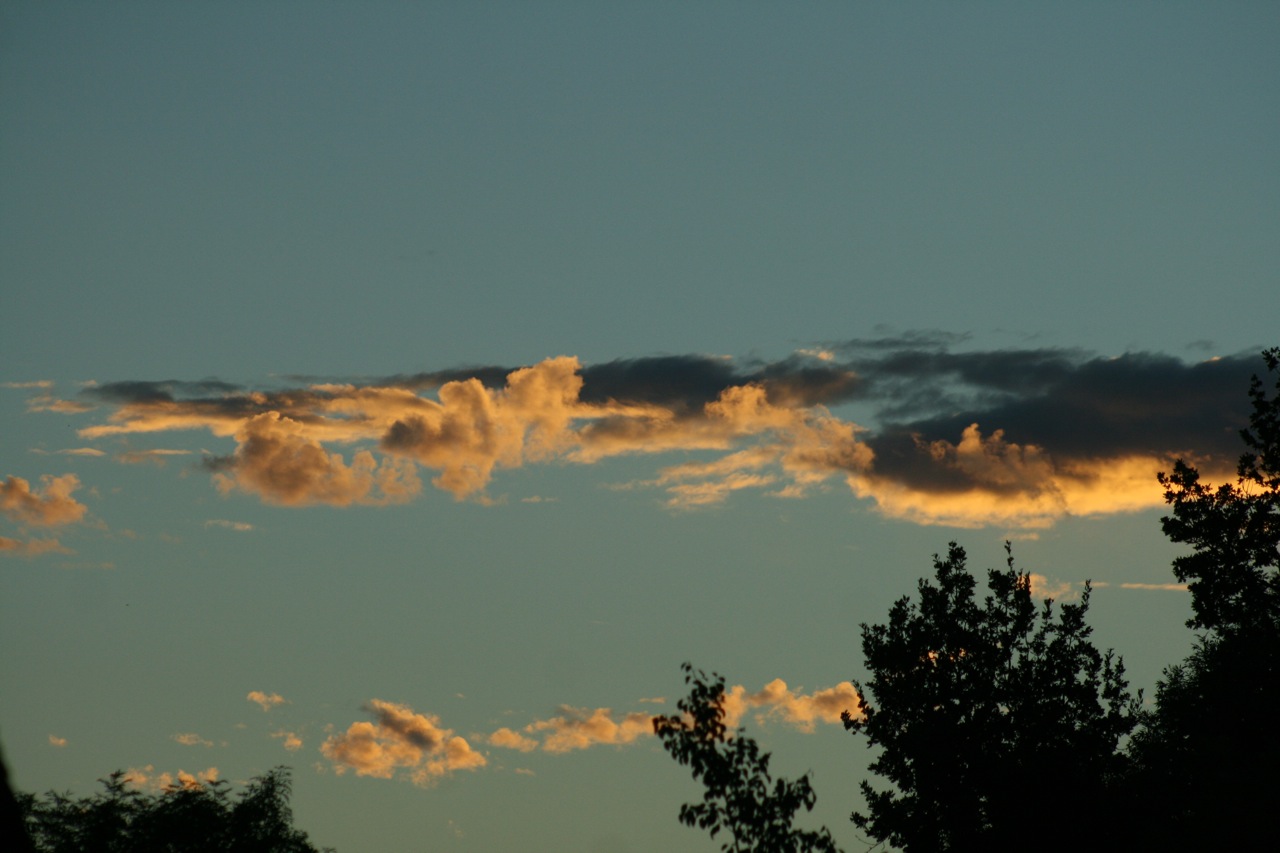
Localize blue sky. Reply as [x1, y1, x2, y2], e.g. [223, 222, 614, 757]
[2, 3, 1278, 851]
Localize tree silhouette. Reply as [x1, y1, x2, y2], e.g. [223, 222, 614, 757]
[654, 663, 842, 853]
[1127, 347, 1280, 850]
[845, 543, 1137, 853]
[17, 767, 331, 853]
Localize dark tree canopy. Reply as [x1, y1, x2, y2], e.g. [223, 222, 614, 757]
[653, 663, 842, 853]
[1157, 347, 1280, 633]
[1127, 347, 1280, 851]
[845, 543, 1137, 853]
[17, 767, 331, 853]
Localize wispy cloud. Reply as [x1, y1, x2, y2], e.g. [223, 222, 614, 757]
[25, 395, 95, 414]
[48, 735, 67, 747]
[1, 474, 88, 527]
[60, 342, 1259, 528]
[247, 691, 287, 711]
[271, 730, 303, 752]
[321, 700, 486, 786]
[3, 380, 54, 389]
[0, 536, 72, 557]
[117, 449, 192, 466]
[204, 519, 254, 532]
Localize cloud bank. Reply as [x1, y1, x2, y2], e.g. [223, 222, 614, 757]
[59, 341, 1261, 528]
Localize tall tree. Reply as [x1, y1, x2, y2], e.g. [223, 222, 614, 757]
[1128, 347, 1280, 850]
[654, 663, 842, 853]
[845, 543, 1137, 853]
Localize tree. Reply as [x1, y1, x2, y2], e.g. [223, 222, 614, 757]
[654, 663, 842, 853]
[845, 543, 1137, 853]
[1127, 347, 1280, 850]
[17, 766, 332, 853]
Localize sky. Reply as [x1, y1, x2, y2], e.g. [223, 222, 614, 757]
[1, 2, 1278, 851]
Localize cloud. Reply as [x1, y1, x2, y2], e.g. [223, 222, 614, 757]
[3, 380, 53, 389]
[720, 679, 862, 733]
[25, 395, 95, 414]
[489, 678, 860, 756]
[321, 700, 486, 785]
[1118, 582, 1189, 592]
[48, 735, 67, 747]
[247, 691, 287, 711]
[521, 707, 655, 754]
[204, 519, 254, 532]
[1, 474, 88, 526]
[271, 730, 303, 752]
[122, 765, 219, 791]
[0, 536, 72, 557]
[1027, 574, 1079, 601]
[117, 449, 192, 466]
[172, 733, 213, 748]
[209, 413, 422, 506]
[63, 344, 1260, 529]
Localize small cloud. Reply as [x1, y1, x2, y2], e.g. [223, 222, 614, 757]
[322, 699, 486, 786]
[796, 348, 836, 362]
[56, 560, 115, 570]
[520, 495, 558, 503]
[636, 697, 666, 705]
[172, 733, 214, 748]
[48, 735, 67, 747]
[271, 730, 303, 752]
[3, 380, 53, 389]
[247, 691, 287, 711]
[514, 767, 535, 776]
[26, 395, 95, 414]
[1119, 582, 1189, 592]
[117, 449, 192, 467]
[57, 448, 106, 457]
[0, 536, 72, 558]
[123, 765, 219, 791]
[488, 728, 538, 753]
[204, 519, 254, 532]
[1027, 573, 1079, 601]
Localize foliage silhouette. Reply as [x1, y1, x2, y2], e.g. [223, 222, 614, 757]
[17, 766, 332, 853]
[1127, 347, 1280, 850]
[845, 543, 1137, 853]
[654, 663, 842, 853]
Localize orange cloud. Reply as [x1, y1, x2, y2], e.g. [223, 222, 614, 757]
[212, 413, 421, 506]
[722, 679, 862, 732]
[271, 730, 303, 752]
[847, 426, 1230, 529]
[0, 536, 71, 557]
[524, 707, 655, 754]
[48, 735, 67, 747]
[321, 700, 486, 786]
[1, 474, 87, 526]
[172, 733, 213, 748]
[122, 765, 219, 791]
[247, 691, 287, 711]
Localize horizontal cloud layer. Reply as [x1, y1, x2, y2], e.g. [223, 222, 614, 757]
[57, 341, 1263, 528]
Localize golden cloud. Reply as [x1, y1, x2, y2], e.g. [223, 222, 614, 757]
[1, 474, 87, 526]
[321, 699, 486, 786]
[247, 690, 287, 711]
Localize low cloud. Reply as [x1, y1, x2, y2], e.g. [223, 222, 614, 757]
[25, 395, 95, 414]
[62, 343, 1262, 529]
[322, 700, 486, 786]
[247, 691, 287, 711]
[122, 765, 219, 791]
[172, 733, 213, 748]
[1, 474, 88, 527]
[48, 735, 67, 747]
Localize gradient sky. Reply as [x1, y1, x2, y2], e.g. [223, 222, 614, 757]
[2, 3, 1278, 852]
